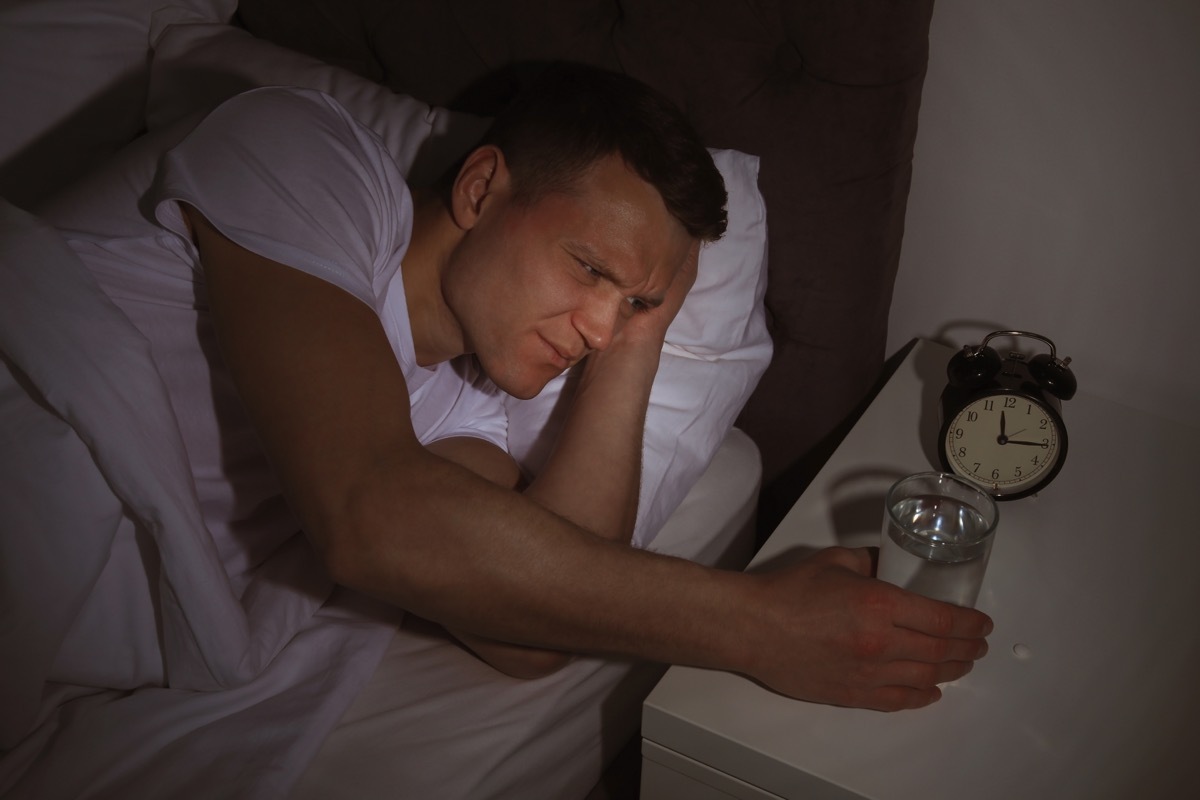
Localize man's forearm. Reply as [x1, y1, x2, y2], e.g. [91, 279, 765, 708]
[521, 339, 661, 543]
[328, 451, 753, 674]
[324, 448, 992, 711]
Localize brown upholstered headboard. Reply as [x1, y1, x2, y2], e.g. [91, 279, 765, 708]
[236, 0, 936, 527]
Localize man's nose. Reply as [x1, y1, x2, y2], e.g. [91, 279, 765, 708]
[574, 291, 624, 352]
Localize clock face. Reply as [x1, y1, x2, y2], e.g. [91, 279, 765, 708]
[942, 392, 1065, 498]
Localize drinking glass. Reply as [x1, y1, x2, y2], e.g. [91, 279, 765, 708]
[878, 472, 999, 608]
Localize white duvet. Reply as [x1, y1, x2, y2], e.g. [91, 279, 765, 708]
[0, 199, 397, 797]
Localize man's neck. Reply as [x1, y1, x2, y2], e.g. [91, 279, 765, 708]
[403, 187, 467, 367]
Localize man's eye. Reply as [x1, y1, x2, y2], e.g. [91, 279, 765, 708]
[576, 259, 600, 277]
[626, 296, 650, 313]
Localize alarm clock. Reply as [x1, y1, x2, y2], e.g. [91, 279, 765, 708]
[938, 330, 1076, 500]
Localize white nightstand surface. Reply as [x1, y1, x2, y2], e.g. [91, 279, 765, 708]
[643, 339, 1200, 799]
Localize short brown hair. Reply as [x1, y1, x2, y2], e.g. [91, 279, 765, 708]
[480, 62, 727, 242]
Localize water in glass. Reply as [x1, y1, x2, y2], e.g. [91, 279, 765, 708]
[879, 494, 992, 607]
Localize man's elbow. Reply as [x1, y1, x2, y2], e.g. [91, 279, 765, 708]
[315, 502, 422, 604]
[310, 468, 446, 603]
[487, 647, 574, 680]
[452, 631, 575, 680]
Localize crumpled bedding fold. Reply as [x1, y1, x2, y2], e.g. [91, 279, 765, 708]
[0, 198, 394, 798]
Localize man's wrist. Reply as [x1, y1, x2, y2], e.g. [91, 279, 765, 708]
[580, 336, 662, 388]
[708, 571, 769, 676]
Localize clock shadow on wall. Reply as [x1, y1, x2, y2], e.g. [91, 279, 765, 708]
[813, 339, 944, 550]
[819, 338, 949, 550]
[824, 467, 908, 552]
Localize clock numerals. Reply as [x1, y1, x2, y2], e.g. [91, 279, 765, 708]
[941, 335, 1072, 499]
[943, 392, 1062, 497]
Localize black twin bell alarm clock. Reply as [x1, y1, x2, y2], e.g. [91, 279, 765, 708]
[938, 331, 1076, 500]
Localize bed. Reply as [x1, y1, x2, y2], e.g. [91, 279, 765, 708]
[0, 1, 932, 798]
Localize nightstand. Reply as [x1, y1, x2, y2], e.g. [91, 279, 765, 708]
[641, 339, 1200, 799]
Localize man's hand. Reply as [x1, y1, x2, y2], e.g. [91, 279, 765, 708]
[741, 547, 992, 711]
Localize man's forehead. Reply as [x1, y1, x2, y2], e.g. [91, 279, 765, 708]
[537, 154, 692, 277]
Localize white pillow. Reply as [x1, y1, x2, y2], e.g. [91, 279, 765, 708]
[147, 19, 490, 187]
[144, 22, 773, 547]
[0, 0, 235, 210]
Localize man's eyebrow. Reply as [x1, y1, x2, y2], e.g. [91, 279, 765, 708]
[568, 242, 664, 308]
[569, 242, 616, 279]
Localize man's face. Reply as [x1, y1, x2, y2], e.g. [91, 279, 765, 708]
[444, 153, 693, 399]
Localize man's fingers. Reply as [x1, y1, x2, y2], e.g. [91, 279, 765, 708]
[889, 657, 976, 688]
[850, 684, 943, 713]
[890, 589, 994, 639]
[835, 657, 976, 712]
[887, 626, 990, 664]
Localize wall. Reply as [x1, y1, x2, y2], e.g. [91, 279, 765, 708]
[887, 0, 1200, 426]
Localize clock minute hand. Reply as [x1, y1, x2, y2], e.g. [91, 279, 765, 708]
[1007, 439, 1047, 446]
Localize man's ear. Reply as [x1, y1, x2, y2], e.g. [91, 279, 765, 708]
[450, 145, 508, 230]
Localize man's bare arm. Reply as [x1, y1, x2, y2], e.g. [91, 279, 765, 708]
[190, 209, 992, 711]
[423, 435, 573, 678]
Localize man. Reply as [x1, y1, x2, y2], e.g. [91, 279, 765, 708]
[165, 62, 990, 709]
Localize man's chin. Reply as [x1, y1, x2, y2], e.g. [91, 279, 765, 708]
[504, 385, 542, 401]
[492, 371, 556, 401]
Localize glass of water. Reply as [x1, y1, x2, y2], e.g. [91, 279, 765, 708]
[878, 472, 999, 608]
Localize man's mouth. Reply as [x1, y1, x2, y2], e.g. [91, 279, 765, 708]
[540, 335, 577, 370]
